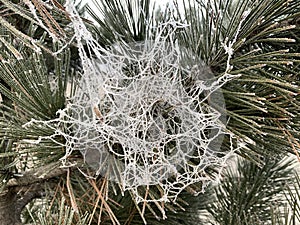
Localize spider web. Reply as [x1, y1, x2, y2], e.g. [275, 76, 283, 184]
[23, 0, 246, 204]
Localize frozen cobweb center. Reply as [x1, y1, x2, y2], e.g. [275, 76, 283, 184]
[61, 21, 235, 203]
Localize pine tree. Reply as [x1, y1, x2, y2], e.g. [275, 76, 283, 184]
[0, 0, 299, 224]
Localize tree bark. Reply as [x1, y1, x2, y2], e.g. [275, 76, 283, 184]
[0, 189, 21, 225]
[0, 160, 80, 224]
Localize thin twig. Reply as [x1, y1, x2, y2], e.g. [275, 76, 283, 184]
[66, 168, 79, 212]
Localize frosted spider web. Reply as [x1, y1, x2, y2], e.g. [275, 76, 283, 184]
[23, 0, 247, 204]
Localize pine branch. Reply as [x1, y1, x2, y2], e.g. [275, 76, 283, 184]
[6, 161, 64, 188]
[207, 157, 296, 224]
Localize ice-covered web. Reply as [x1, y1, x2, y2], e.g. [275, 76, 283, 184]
[23, 0, 247, 204]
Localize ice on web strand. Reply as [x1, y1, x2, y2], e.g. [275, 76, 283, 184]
[22, 0, 247, 204]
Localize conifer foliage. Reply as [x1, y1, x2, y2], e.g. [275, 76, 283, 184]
[0, 0, 299, 224]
